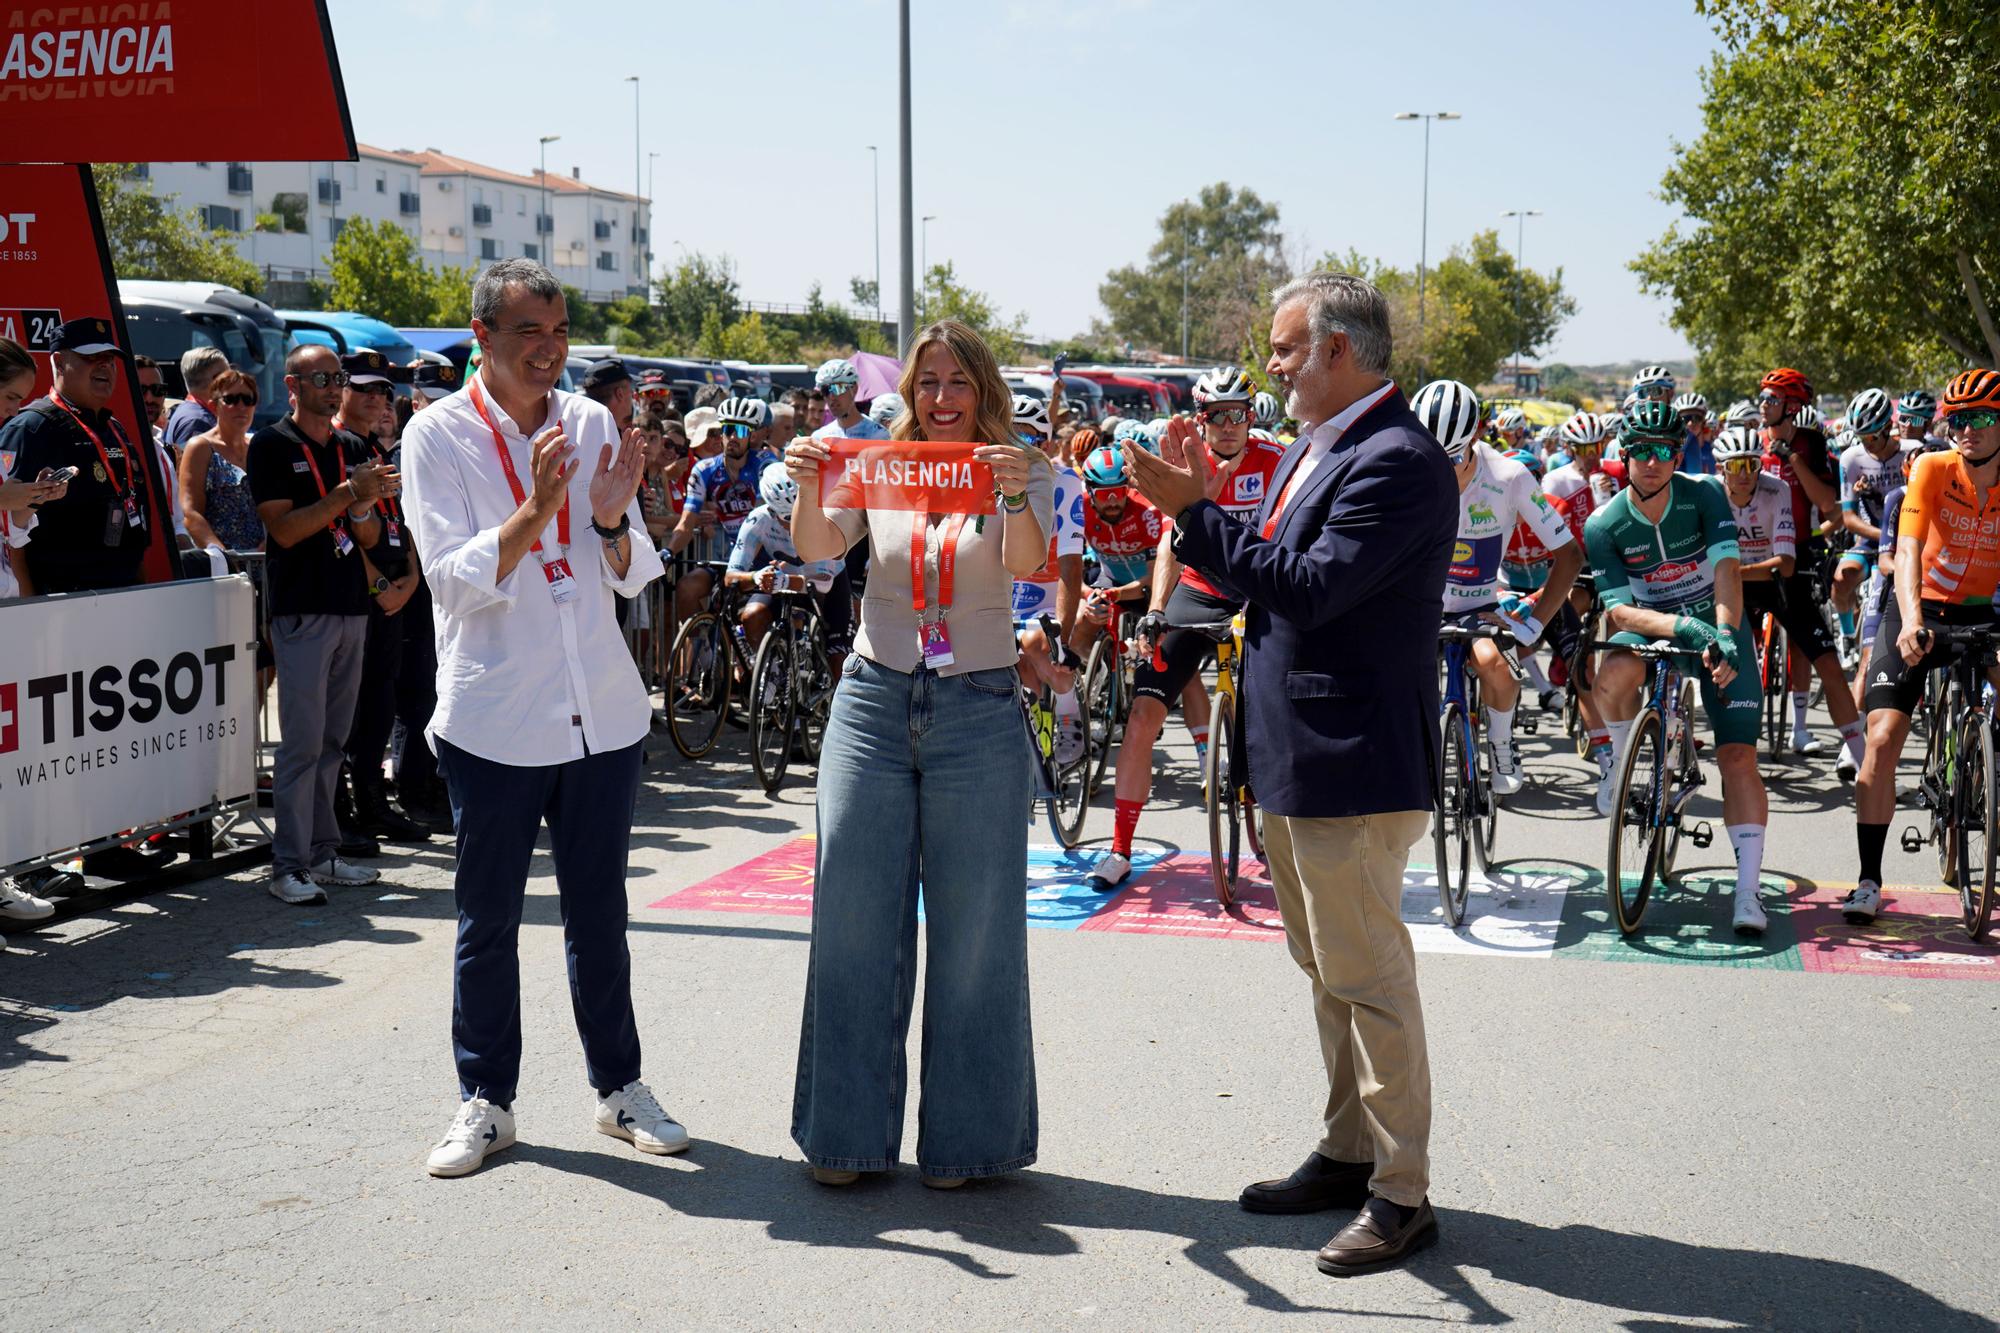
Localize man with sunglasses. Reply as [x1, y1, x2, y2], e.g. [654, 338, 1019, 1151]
[1757, 366, 1843, 756]
[665, 395, 779, 623]
[809, 359, 886, 446]
[1846, 370, 2000, 924]
[1586, 402, 1773, 935]
[1090, 366, 1282, 893]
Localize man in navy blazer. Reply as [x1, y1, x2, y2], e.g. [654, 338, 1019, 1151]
[1127, 272, 1457, 1278]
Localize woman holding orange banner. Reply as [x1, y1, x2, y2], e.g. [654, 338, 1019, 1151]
[782, 318, 1053, 1189]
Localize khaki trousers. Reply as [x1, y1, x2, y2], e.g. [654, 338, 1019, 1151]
[1263, 809, 1432, 1207]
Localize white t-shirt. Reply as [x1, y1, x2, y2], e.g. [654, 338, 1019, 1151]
[1714, 471, 1795, 565]
[1444, 444, 1572, 613]
[0, 509, 35, 600]
[1011, 464, 1086, 621]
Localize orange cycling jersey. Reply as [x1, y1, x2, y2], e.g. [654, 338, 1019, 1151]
[1901, 449, 2000, 605]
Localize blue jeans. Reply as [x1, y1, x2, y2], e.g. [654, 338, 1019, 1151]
[792, 655, 1038, 1177]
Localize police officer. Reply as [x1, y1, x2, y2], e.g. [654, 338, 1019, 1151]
[581, 358, 633, 423]
[393, 361, 459, 824]
[0, 317, 171, 594]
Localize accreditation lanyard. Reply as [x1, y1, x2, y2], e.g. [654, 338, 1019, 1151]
[470, 375, 576, 604]
[297, 431, 354, 556]
[910, 511, 969, 668]
[53, 393, 145, 536]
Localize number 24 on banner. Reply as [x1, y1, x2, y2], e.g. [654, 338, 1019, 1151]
[818, 439, 996, 514]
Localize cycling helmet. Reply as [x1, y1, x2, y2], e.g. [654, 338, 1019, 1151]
[1192, 365, 1255, 406]
[1943, 367, 2000, 414]
[1760, 367, 1813, 406]
[1113, 419, 1154, 453]
[1557, 411, 1607, 447]
[1251, 390, 1281, 427]
[1534, 424, 1558, 448]
[1712, 424, 1763, 463]
[1671, 391, 1708, 416]
[758, 466, 799, 520]
[1846, 387, 1893, 437]
[1546, 449, 1573, 471]
[1632, 365, 1676, 395]
[1493, 406, 1528, 435]
[1793, 403, 1824, 433]
[1620, 391, 1642, 414]
[868, 391, 905, 426]
[1145, 419, 1171, 449]
[1620, 400, 1684, 445]
[1724, 399, 1759, 428]
[1011, 392, 1051, 437]
[1411, 379, 1483, 461]
[813, 358, 859, 391]
[1508, 448, 1543, 477]
[717, 395, 770, 429]
[1600, 411, 1626, 438]
[1895, 388, 1937, 424]
[1081, 444, 1128, 489]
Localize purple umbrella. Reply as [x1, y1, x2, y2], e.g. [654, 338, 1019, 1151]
[853, 351, 903, 403]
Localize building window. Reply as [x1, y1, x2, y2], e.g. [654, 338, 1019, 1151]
[596, 251, 617, 272]
[524, 243, 539, 261]
[481, 238, 500, 260]
[328, 216, 346, 241]
[201, 204, 242, 231]
[375, 174, 386, 193]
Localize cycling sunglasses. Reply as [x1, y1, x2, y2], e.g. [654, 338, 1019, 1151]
[1719, 457, 1762, 475]
[218, 392, 258, 407]
[721, 423, 754, 439]
[1947, 409, 2000, 432]
[293, 370, 349, 389]
[1623, 440, 1680, 464]
[1199, 407, 1249, 426]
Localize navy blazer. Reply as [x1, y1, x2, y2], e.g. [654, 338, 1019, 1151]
[1172, 389, 1457, 819]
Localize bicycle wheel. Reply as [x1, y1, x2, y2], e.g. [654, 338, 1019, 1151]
[796, 649, 833, 764]
[666, 612, 730, 760]
[1606, 707, 1667, 935]
[747, 628, 796, 794]
[1660, 680, 1697, 877]
[1205, 692, 1244, 906]
[1081, 639, 1117, 797]
[1473, 717, 1500, 875]
[1926, 694, 1959, 886]
[1436, 701, 1472, 927]
[1051, 706, 1091, 850]
[1954, 709, 1997, 940]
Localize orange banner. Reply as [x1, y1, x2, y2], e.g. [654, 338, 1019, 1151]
[819, 438, 995, 514]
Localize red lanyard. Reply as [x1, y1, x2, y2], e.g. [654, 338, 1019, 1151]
[910, 512, 969, 622]
[470, 375, 567, 553]
[296, 431, 349, 534]
[52, 393, 129, 498]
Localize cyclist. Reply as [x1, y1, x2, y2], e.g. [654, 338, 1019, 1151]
[1837, 389, 1901, 625]
[1675, 392, 1715, 474]
[1089, 366, 1284, 892]
[1492, 406, 1530, 452]
[1758, 367, 1845, 755]
[1252, 390, 1281, 433]
[1632, 365, 1677, 406]
[725, 468, 850, 673]
[1853, 433, 1932, 712]
[1075, 442, 1163, 649]
[1846, 368, 2000, 922]
[1009, 393, 1088, 764]
[1542, 410, 1626, 773]
[868, 392, 904, 429]
[1895, 388, 1938, 447]
[1711, 425, 1867, 778]
[666, 394, 780, 622]
[1586, 401, 1772, 935]
[810, 358, 887, 443]
[1415, 379, 1581, 795]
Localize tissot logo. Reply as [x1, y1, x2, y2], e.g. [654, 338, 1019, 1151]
[12, 645, 236, 747]
[0, 681, 16, 754]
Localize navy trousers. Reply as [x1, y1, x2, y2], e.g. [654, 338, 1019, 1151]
[437, 738, 644, 1105]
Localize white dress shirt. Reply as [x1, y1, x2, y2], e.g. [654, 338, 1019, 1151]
[402, 381, 663, 766]
[1282, 380, 1400, 503]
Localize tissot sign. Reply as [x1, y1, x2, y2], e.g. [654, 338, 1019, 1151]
[0, 1, 354, 160]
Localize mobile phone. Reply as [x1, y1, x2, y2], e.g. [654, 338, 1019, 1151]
[45, 466, 80, 485]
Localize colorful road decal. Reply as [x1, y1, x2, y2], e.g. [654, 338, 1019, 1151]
[648, 839, 1999, 980]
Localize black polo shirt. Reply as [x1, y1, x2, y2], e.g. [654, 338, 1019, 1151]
[247, 415, 372, 618]
[0, 395, 155, 592]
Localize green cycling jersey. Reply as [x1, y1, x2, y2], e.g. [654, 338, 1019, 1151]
[1583, 473, 1740, 624]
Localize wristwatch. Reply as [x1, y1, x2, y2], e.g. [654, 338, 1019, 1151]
[591, 513, 631, 541]
[369, 575, 390, 597]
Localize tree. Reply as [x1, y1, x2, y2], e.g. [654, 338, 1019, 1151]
[920, 262, 1031, 363]
[90, 163, 263, 295]
[1098, 183, 1289, 359]
[324, 218, 473, 327]
[1632, 0, 2000, 401]
[849, 276, 879, 312]
[653, 251, 739, 349]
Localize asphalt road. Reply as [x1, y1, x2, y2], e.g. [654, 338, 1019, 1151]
[3, 697, 1996, 1330]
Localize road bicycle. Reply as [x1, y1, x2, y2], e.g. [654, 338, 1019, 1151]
[1434, 621, 1513, 927]
[1078, 599, 1140, 798]
[663, 561, 757, 761]
[1598, 638, 1716, 936]
[746, 580, 836, 796]
[1755, 609, 1789, 762]
[1020, 614, 1092, 848]
[1164, 613, 1264, 908]
[1897, 624, 1999, 941]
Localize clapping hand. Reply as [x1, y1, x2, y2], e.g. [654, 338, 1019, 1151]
[1127, 417, 1216, 519]
[590, 426, 646, 527]
[349, 458, 401, 505]
[527, 424, 576, 518]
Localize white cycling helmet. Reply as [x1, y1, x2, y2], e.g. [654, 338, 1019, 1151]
[1251, 391, 1281, 427]
[1192, 365, 1255, 406]
[1493, 406, 1529, 435]
[718, 395, 770, 429]
[1412, 379, 1483, 462]
[1633, 365, 1676, 395]
[868, 391, 905, 427]
[1011, 392, 1051, 436]
[1846, 387, 1893, 437]
[814, 358, 859, 392]
[1724, 399, 1759, 428]
[1712, 424, 1763, 463]
[1249, 427, 1278, 445]
[1794, 403, 1825, 433]
[1557, 411, 1607, 447]
[1672, 390, 1708, 415]
[758, 466, 799, 520]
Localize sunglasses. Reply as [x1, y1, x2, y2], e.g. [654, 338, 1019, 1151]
[1720, 457, 1763, 475]
[294, 370, 349, 389]
[1015, 430, 1046, 447]
[351, 382, 393, 398]
[218, 392, 258, 407]
[1948, 409, 2000, 432]
[722, 423, 754, 439]
[1624, 440, 1680, 464]
[139, 383, 165, 398]
[1200, 407, 1249, 426]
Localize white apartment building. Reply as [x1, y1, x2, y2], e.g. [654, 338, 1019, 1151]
[133, 145, 652, 306]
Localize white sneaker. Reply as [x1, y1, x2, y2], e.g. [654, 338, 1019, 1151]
[1055, 713, 1085, 767]
[309, 857, 380, 887]
[1087, 851, 1132, 893]
[426, 1097, 515, 1177]
[1593, 745, 1614, 782]
[1491, 743, 1523, 796]
[1732, 888, 1768, 936]
[1836, 748, 1859, 782]
[0, 878, 55, 921]
[268, 870, 326, 906]
[1595, 761, 1620, 817]
[595, 1079, 689, 1155]
[1841, 880, 1882, 924]
[1791, 730, 1826, 756]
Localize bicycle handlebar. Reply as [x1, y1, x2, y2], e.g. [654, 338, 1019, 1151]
[1437, 622, 1512, 645]
[1036, 613, 1083, 671]
[1586, 638, 1711, 661]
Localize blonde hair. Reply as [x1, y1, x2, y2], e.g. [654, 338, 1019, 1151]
[892, 320, 1018, 452]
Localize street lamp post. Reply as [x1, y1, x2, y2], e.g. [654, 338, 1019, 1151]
[921, 215, 937, 320]
[1393, 112, 1460, 365]
[625, 77, 641, 292]
[867, 144, 882, 325]
[1500, 208, 1542, 392]
[1179, 200, 1190, 361]
[538, 133, 560, 268]
[647, 151, 660, 286]
[896, 0, 915, 354]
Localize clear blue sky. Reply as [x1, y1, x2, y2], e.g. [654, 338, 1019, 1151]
[329, 0, 1718, 364]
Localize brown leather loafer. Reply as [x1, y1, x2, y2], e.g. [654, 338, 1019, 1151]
[1315, 1197, 1438, 1275]
[1239, 1152, 1374, 1214]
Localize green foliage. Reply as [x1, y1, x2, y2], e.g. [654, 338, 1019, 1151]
[270, 193, 306, 234]
[849, 276, 879, 312]
[91, 163, 263, 295]
[1098, 183, 1289, 359]
[921, 261, 1030, 362]
[253, 212, 283, 234]
[654, 251, 740, 349]
[324, 218, 473, 327]
[1632, 0, 2000, 401]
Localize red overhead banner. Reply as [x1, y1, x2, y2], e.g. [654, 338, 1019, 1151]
[0, 0, 354, 161]
[0, 162, 176, 584]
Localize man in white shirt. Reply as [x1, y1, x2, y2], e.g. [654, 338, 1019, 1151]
[400, 259, 687, 1179]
